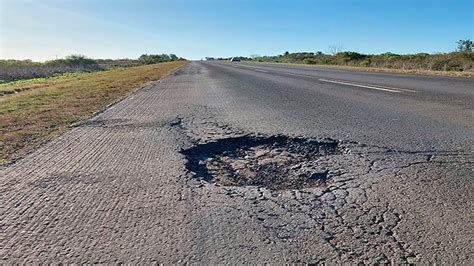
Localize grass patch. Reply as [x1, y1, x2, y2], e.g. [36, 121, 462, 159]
[0, 61, 186, 165]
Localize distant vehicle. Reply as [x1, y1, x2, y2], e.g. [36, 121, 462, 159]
[230, 57, 241, 62]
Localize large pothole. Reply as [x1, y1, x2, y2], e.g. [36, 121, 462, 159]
[182, 135, 340, 190]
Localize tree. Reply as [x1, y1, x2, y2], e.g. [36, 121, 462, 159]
[456, 39, 473, 52]
[284, 51, 290, 56]
[170, 54, 178, 60]
[138, 54, 181, 65]
[329, 45, 343, 55]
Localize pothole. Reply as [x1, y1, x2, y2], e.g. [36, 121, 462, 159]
[182, 135, 340, 190]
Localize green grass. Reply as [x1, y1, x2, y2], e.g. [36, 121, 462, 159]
[0, 72, 86, 95]
[0, 60, 186, 165]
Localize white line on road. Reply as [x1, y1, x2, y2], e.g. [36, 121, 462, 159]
[344, 81, 418, 92]
[222, 63, 417, 93]
[255, 71, 417, 93]
[318, 78, 407, 93]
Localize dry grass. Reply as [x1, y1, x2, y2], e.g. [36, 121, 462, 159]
[0, 61, 186, 164]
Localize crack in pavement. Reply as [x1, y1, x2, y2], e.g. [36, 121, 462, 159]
[166, 112, 471, 264]
[2, 62, 472, 264]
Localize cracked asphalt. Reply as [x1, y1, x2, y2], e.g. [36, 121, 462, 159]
[1, 61, 473, 263]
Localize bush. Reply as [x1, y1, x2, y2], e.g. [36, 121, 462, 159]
[138, 54, 181, 65]
[379, 52, 399, 59]
[336, 52, 367, 61]
[0, 55, 100, 82]
[0, 53, 185, 82]
[303, 58, 316, 64]
[359, 60, 371, 67]
[251, 51, 473, 72]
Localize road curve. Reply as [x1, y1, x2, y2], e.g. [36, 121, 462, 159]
[1, 61, 473, 263]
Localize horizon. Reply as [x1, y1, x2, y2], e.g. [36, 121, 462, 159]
[2, 50, 472, 63]
[1, 0, 473, 61]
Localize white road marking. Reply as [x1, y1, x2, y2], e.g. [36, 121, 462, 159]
[318, 78, 406, 93]
[345, 82, 418, 92]
[277, 71, 417, 93]
[223, 63, 418, 93]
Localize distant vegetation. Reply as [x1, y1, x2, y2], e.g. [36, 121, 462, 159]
[456, 39, 473, 53]
[138, 54, 184, 65]
[0, 54, 184, 82]
[250, 51, 473, 72]
[219, 40, 474, 73]
[0, 55, 100, 82]
[95, 58, 141, 69]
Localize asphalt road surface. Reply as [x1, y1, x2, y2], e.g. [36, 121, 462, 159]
[1, 61, 473, 263]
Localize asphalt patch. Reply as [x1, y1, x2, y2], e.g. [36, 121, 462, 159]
[182, 135, 339, 190]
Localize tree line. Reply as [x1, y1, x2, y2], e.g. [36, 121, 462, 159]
[233, 39, 473, 72]
[0, 54, 184, 82]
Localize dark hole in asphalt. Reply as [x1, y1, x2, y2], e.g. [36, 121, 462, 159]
[182, 135, 339, 190]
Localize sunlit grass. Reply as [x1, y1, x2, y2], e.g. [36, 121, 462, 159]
[0, 61, 186, 164]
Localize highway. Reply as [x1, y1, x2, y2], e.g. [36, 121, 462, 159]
[1, 61, 473, 263]
[203, 61, 473, 150]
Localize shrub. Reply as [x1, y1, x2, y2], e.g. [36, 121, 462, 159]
[0, 55, 100, 82]
[336, 52, 366, 61]
[251, 50, 473, 72]
[303, 58, 316, 64]
[138, 54, 181, 65]
[381, 52, 400, 58]
[359, 60, 371, 67]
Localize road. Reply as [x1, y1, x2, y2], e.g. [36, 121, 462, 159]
[1, 61, 473, 263]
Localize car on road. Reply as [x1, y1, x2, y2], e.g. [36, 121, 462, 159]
[230, 57, 241, 62]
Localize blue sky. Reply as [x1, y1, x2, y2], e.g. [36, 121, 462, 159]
[1, 0, 473, 61]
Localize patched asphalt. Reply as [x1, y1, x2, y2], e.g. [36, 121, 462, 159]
[1, 61, 473, 263]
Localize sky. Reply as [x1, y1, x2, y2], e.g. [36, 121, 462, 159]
[1, 0, 473, 61]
